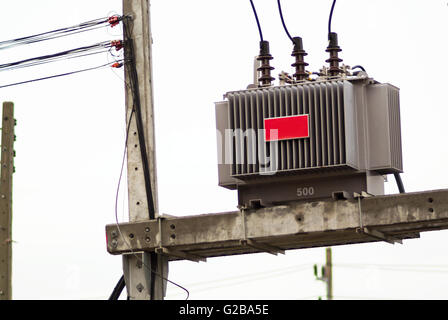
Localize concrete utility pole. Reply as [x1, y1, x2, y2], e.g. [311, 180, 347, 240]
[314, 247, 333, 300]
[121, 0, 168, 300]
[0, 102, 14, 300]
[325, 248, 333, 300]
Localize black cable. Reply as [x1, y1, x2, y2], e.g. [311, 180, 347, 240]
[0, 61, 118, 89]
[277, 0, 293, 42]
[109, 275, 126, 300]
[7, 49, 112, 72]
[249, 0, 264, 42]
[0, 25, 109, 51]
[0, 41, 112, 72]
[0, 16, 118, 50]
[394, 173, 405, 194]
[352, 65, 366, 72]
[328, 0, 337, 34]
[0, 18, 105, 45]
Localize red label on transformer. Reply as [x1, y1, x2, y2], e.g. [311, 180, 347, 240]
[264, 115, 309, 141]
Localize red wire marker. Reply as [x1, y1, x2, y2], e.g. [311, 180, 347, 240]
[111, 40, 123, 51]
[111, 62, 123, 68]
[108, 16, 120, 28]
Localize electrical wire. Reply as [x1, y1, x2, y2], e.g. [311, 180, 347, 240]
[166, 264, 312, 298]
[109, 275, 126, 300]
[107, 47, 129, 89]
[183, 264, 312, 289]
[328, 0, 337, 34]
[0, 61, 121, 89]
[277, 0, 293, 42]
[0, 48, 110, 72]
[249, 0, 264, 42]
[0, 16, 120, 50]
[394, 173, 405, 194]
[0, 41, 115, 72]
[0, 25, 108, 51]
[334, 263, 448, 273]
[352, 65, 366, 72]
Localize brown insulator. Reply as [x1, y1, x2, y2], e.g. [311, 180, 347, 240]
[291, 37, 309, 81]
[257, 41, 275, 87]
[325, 32, 343, 77]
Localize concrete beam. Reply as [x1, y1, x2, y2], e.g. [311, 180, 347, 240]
[106, 189, 448, 261]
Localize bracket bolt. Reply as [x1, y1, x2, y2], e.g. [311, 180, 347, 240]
[136, 283, 144, 292]
[111, 239, 118, 248]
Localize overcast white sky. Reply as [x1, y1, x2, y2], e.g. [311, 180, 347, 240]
[1, 0, 448, 300]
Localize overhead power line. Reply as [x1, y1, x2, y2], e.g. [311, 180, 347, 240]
[0, 15, 122, 51]
[249, 0, 264, 42]
[0, 60, 124, 89]
[328, 0, 337, 34]
[0, 40, 123, 73]
[334, 263, 448, 274]
[277, 0, 293, 42]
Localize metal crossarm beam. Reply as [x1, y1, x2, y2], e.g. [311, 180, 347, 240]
[106, 189, 448, 261]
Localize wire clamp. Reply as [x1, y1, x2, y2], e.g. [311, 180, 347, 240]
[108, 15, 121, 28]
[111, 40, 123, 51]
[111, 62, 123, 69]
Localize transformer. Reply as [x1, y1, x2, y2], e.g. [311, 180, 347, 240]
[215, 75, 403, 208]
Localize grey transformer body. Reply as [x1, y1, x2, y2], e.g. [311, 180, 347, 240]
[215, 76, 403, 208]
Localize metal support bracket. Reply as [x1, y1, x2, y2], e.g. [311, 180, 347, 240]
[356, 227, 403, 245]
[354, 191, 402, 245]
[240, 239, 285, 256]
[155, 247, 206, 263]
